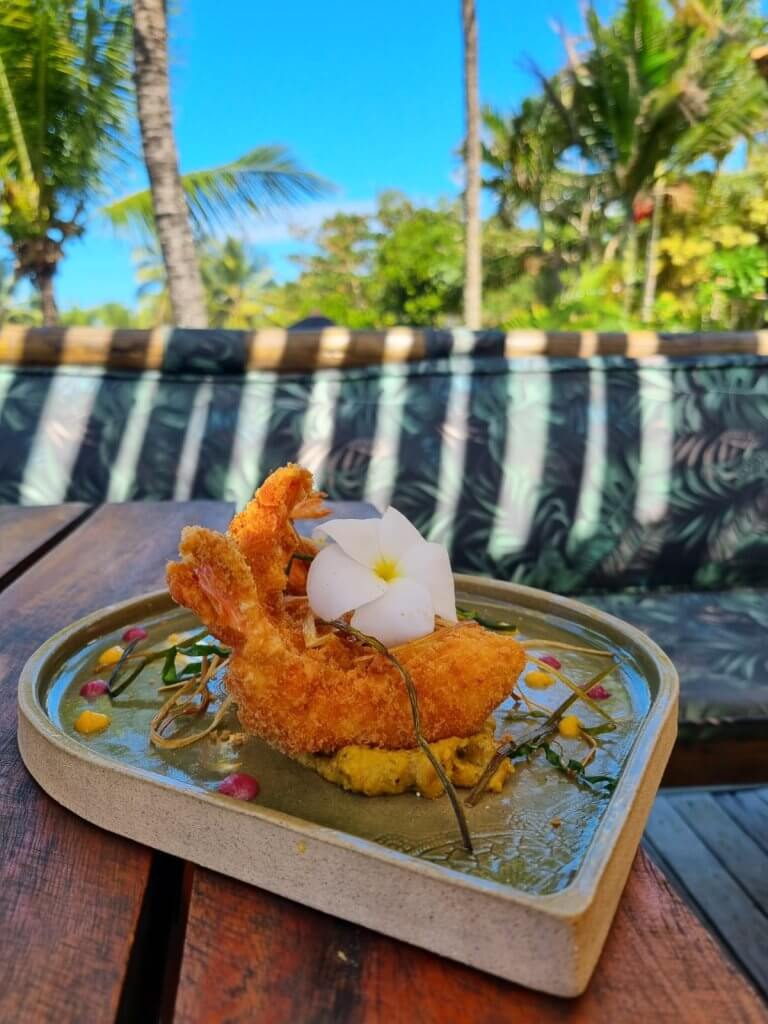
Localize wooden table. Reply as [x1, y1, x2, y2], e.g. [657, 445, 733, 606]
[0, 502, 765, 1023]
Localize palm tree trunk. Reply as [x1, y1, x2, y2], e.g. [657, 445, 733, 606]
[622, 205, 638, 321]
[132, 0, 208, 327]
[640, 178, 664, 324]
[37, 271, 58, 326]
[461, 0, 482, 330]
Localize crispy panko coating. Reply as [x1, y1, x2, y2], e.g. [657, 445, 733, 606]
[166, 464, 525, 755]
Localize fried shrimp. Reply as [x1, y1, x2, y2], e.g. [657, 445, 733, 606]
[166, 464, 526, 755]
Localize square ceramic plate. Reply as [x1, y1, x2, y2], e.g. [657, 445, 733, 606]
[18, 575, 677, 996]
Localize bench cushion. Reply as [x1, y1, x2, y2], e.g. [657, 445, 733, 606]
[582, 587, 768, 740]
[1, 328, 767, 595]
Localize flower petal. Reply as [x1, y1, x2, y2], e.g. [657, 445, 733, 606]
[379, 506, 425, 561]
[312, 517, 382, 569]
[351, 578, 434, 648]
[307, 545, 386, 621]
[400, 541, 457, 621]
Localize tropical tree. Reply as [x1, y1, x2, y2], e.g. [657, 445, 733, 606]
[60, 301, 139, 326]
[273, 210, 377, 328]
[484, 0, 768, 321]
[0, 0, 132, 324]
[131, 0, 206, 325]
[127, 235, 274, 328]
[558, 0, 767, 317]
[460, 0, 482, 328]
[374, 193, 464, 324]
[103, 146, 327, 238]
[132, 240, 171, 324]
[269, 193, 464, 328]
[200, 237, 273, 328]
[117, 0, 329, 328]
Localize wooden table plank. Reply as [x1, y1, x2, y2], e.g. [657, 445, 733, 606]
[645, 797, 768, 999]
[173, 850, 766, 1023]
[0, 503, 88, 583]
[0, 500, 232, 1024]
[667, 791, 768, 911]
[719, 789, 768, 856]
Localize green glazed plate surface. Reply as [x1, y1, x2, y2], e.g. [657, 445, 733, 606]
[40, 580, 658, 894]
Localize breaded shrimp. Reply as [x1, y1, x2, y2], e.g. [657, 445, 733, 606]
[166, 464, 525, 755]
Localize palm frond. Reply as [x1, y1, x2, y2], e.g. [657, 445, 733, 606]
[103, 145, 331, 237]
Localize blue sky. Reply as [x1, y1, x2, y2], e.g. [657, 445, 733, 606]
[54, 0, 615, 310]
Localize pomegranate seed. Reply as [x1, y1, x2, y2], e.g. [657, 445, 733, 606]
[588, 684, 611, 700]
[80, 679, 109, 700]
[539, 654, 562, 670]
[122, 626, 148, 644]
[217, 773, 260, 801]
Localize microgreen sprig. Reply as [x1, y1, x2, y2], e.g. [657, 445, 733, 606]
[537, 744, 618, 794]
[107, 628, 227, 698]
[466, 660, 620, 807]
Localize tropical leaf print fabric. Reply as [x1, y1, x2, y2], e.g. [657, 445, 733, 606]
[1, 350, 767, 596]
[582, 587, 768, 737]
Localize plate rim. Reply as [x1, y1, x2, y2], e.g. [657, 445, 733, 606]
[17, 574, 678, 917]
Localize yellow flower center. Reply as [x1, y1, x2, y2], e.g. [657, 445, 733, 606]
[373, 556, 400, 583]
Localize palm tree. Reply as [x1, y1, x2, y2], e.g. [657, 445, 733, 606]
[200, 237, 273, 328]
[103, 146, 327, 237]
[131, 235, 273, 328]
[559, 0, 768, 317]
[0, 0, 132, 324]
[131, 0, 206, 325]
[460, 0, 482, 329]
[127, 0, 328, 328]
[132, 241, 172, 325]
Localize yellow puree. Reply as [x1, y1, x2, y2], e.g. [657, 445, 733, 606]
[298, 720, 513, 799]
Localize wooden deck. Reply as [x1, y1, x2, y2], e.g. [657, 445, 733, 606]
[644, 787, 768, 1003]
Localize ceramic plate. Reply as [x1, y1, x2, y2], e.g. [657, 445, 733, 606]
[18, 576, 677, 996]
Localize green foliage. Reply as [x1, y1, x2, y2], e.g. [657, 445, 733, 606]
[269, 194, 465, 328]
[284, 200, 499, 329]
[0, 0, 132, 313]
[122, 236, 276, 329]
[479, 0, 768, 328]
[59, 301, 139, 327]
[103, 146, 329, 238]
[372, 194, 463, 325]
[200, 237, 274, 328]
[271, 211, 378, 328]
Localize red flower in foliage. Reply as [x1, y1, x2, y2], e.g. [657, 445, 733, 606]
[632, 195, 654, 223]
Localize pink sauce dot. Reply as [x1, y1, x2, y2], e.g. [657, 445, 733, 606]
[539, 654, 562, 670]
[122, 626, 148, 644]
[79, 679, 109, 700]
[588, 685, 611, 700]
[217, 773, 260, 801]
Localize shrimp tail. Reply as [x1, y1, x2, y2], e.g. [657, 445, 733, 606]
[166, 526, 257, 648]
[227, 463, 327, 610]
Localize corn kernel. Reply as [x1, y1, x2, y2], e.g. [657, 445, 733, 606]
[558, 714, 581, 739]
[166, 633, 184, 647]
[525, 670, 554, 689]
[74, 710, 111, 735]
[97, 644, 124, 667]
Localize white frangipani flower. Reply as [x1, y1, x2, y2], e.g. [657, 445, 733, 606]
[306, 507, 457, 648]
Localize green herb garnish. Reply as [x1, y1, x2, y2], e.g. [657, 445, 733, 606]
[159, 642, 231, 684]
[466, 660, 620, 807]
[457, 607, 517, 632]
